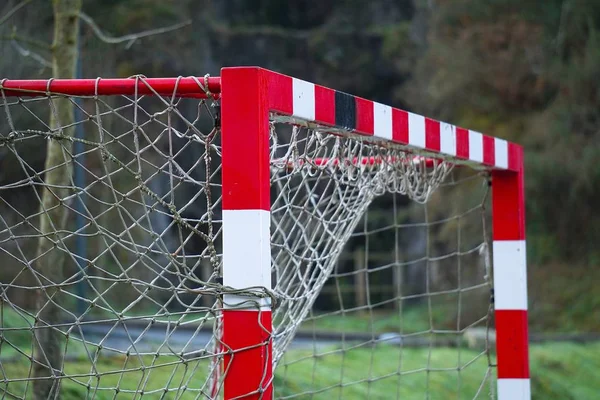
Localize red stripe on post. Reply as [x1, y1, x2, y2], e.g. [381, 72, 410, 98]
[495, 310, 530, 379]
[221, 67, 273, 399]
[425, 118, 441, 151]
[355, 97, 374, 135]
[492, 143, 529, 397]
[392, 108, 409, 144]
[492, 169, 526, 240]
[223, 310, 273, 398]
[456, 127, 470, 159]
[267, 72, 293, 114]
[221, 67, 271, 211]
[508, 142, 523, 172]
[315, 85, 336, 126]
[483, 135, 496, 166]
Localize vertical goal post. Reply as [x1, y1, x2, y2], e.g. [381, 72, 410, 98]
[0, 66, 529, 399]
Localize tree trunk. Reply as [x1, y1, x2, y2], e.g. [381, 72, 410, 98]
[32, 0, 81, 398]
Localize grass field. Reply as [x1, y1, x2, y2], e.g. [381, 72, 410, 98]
[276, 342, 600, 399]
[3, 305, 600, 399]
[1, 341, 599, 399]
[302, 306, 454, 335]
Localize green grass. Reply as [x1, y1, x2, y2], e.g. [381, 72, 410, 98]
[3, 307, 600, 398]
[276, 345, 493, 399]
[528, 342, 600, 399]
[277, 342, 600, 399]
[1, 354, 212, 400]
[1, 342, 599, 399]
[302, 306, 455, 335]
[87, 305, 442, 335]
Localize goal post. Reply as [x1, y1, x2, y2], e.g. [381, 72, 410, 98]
[0, 67, 529, 399]
[220, 68, 274, 399]
[219, 67, 529, 399]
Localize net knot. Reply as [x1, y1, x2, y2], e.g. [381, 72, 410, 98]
[190, 74, 214, 99]
[45, 78, 54, 96]
[219, 286, 281, 310]
[93, 77, 101, 98]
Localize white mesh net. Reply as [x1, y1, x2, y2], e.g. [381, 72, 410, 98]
[0, 78, 224, 399]
[269, 121, 454, 368]
[0, 79, 495, 399]
[270, 118, 494, 398]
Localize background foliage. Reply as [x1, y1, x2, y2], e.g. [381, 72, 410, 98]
[1, 0, 599, 332]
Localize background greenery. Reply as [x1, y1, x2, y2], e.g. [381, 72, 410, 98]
[2, 0, 599, 331]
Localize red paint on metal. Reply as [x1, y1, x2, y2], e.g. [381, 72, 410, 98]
[355, 97, 374, 135]
[483, 135, 496, 166]
[314, 85, 336, 126]
[284, 156, 441, 168]
[425, 118, 441, 152]
[392, 108, 409, 144]
[492, 170, 526, 240]
[0, 77, 221, 98]
[495, 310, 530, 379]
[267, 72, 293, 114]
[223, 310, 273, 399]
[221, 68, 270, 208]
[456, 127, 470, 159]
[508, 142, 523, 172]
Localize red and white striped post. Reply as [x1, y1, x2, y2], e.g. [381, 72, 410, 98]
[220, 67, 273, 399]
[218, 66, 530, 399]
[492, 144, 530, 399]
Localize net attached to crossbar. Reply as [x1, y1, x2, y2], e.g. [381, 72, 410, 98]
[269, 121, 454, 364]
[0, 78, 495, 399]
[269, 118, 494, 398]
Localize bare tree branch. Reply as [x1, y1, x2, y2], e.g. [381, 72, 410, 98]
[10, 39, 51, 68]
[1, 30, 52, 51]
[555, 0, 571, 55]
[79, 12, 191, 49]
[0, 0, 32, 27]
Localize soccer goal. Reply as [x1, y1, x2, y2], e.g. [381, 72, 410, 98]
[0, 67, 528, 399]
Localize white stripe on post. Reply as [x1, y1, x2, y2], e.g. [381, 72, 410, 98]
[373, 102, 393, 140]
[222, 209, 271, 309]
[292, 78, 315, 121]
[493, 240, 528, 310]
[408, 112, 426, 148]
[495, 138, 509, 169]
[468, 130, 483, 162]
[498, 378, 531, 399]
[440, 122, 457, 156]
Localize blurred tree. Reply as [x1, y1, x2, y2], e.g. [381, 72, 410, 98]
[403, 0, 600, 264]
[31, 2, 81, 398]
[0, 1, 191, 397]
[1, 0, 598, 337]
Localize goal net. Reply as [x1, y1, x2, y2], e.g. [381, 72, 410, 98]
[0, 74, 498, 399]
[269, 119, 494, 398]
